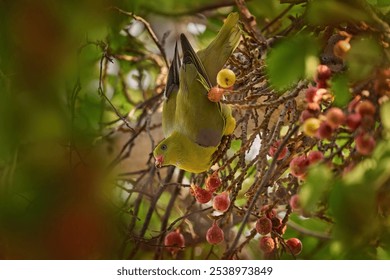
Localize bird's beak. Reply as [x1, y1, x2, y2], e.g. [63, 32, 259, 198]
[155, 155, 164, 168]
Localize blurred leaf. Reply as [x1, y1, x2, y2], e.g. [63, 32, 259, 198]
[381, 101, 390, 131]
[306, 0, 369, 26]
[266, 34, 319, 91]
[346, 36, 382, 81]
[299, 164, 332, 212]
[330, 74, 351, 107]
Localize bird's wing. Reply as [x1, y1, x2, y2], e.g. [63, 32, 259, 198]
[162, 42, 180, 137]
[176, 34, 225, 147]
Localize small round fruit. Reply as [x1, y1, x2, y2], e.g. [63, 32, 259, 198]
[316, 64, 331, 81]
[217, 68, 236, 88]
[305, 87, 321, 103]
[205, 172, 222, 193]
[164, 230, 185, 254]
[286, 238, 302, 255]
[356, 100, 376, 117]
[275, 224, 287, 235]
[255, 216, 272, 235]
[207, 86, 224, 102]
[326, 107, 345, 129]
[289, 155, 309, 178]
[289, 194, 301, 210]
[206, 221, 224, 245]
[268, 140, 288, 160]
[302, 118, 321, 137]
[190, 185, 212, 204]
[334, 40, 351, 58]
[316, 121, 333, 140]
[355, 133, 376, 155]
[307, 150, 324, 165]
[300, 109, 315, 122]
[259, 236, 275, 254]
[346, 113, 362, 131]
[271, 217, 282, 228]
[213, 192, 230, 212]
[261, 205, 277, 219]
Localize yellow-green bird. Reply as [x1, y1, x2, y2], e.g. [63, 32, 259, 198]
[153, 13, 241, 173]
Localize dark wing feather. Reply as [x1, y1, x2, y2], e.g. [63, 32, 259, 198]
[164, 42, 181, 99]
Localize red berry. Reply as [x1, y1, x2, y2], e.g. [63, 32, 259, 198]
[206, 221, 224, 245]
[206, 172, 222, 193]
[305, 87, 322, 103]
[289, 194, 301, 210]
[300, 109, 315, 122]
[346, 113, 362, 131]
[255, 216, 272, 235]
[259, 236, 275, 253]
[316, 121, 334, 140]
[316, 64, 331, 82]
[207, 86, 224, 102]
[289, 155, 309, 178]
[275, 224, 287, 235]
[268, 140, 288, 160]
[190, 185, 212, 204]
[348, 95, 361, 113]
[164, 230, 185, 254]
[307, 102, 321, 112]
[307, 150, 324, 165]
[286, 238, 302, 255]
[213, 192, 230, 212]
[326, 107, 345, 129]
[261, 205, 277, 219]
[355, 133, 376, 155]
[356, 100, 376, 117]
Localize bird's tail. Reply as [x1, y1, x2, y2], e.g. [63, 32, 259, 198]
[197, 12, 241, 85]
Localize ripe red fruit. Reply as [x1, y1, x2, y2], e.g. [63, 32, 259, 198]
[205, 172, 222, 193]
[305, 87, 321, 103]
[164, 230, 185, 254]
[289, 155, 309, 178]
[275, 224, 287, 235]
[261, 205, 277, 219]
[207, 86, 224, 102]
[286, 238, 302, 255]
[300, 109, 315, 122]
[356, 100, 376, 117]
[316, 64, 332, 81]
[348, 95, 361, 113]
[213, 192, 230, 212]
[355, 133, 376, 156]
[346, 113, 362, 131]
[259, 236, 275, 253]
[190, 185, 212, 204]
[289, 194, 301, 210]
[307, 150, 324, 165]
[326, 107, 345, 129]
[255, 216, 272, 235]
[268, 140, 288, 160]
[316, 121, 334, 140]
[206, 221, 224, 245]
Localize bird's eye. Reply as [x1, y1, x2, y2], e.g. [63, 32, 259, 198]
[161, 144, 167, 151]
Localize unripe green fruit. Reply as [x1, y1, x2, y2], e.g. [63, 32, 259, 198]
[217, 68, 236, 88]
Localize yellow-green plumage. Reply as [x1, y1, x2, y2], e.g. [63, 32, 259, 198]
[154, 13, 241, 173]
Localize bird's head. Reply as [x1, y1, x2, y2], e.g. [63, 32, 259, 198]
[153, 139, 170, 168]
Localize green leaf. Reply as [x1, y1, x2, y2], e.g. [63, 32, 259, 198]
[306, 0, 369, 26]
[299, 164, 332, 212]
[346, 36, 382, 81]
[266, 34, 319, 91]
[330, 74, 351, 107]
